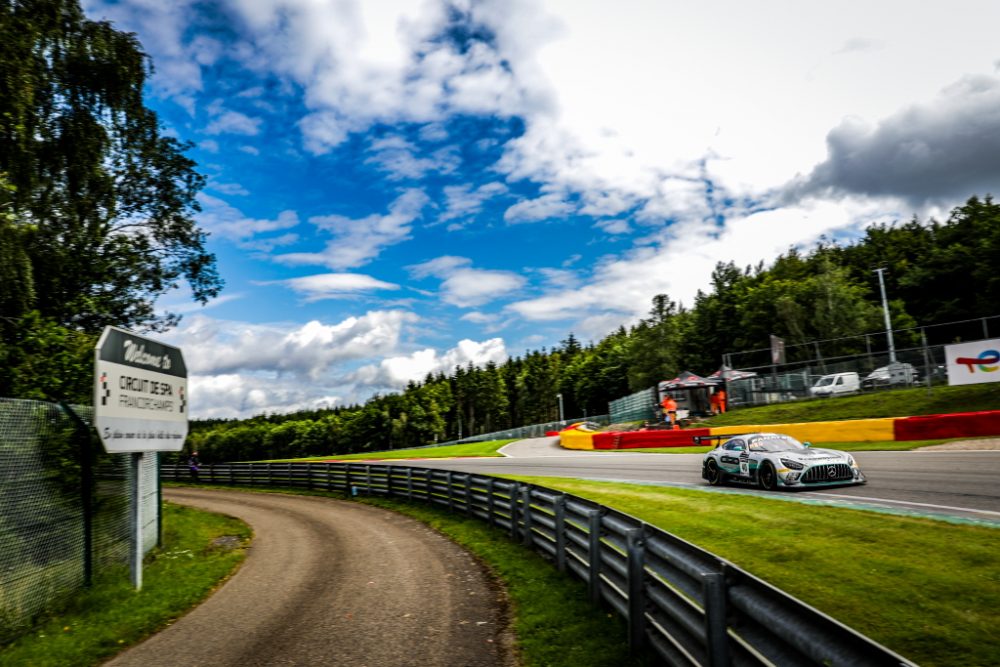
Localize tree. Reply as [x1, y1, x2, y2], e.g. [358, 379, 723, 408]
[0, 0, 221, 333]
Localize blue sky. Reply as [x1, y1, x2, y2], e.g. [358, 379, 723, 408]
[81, 0, 1000, 418]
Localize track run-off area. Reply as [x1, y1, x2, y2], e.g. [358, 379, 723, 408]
[383, 437, 1000, 526]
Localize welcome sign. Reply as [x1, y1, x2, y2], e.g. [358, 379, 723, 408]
[94, 326, 188, 453]
[945, 338, 1000, 386]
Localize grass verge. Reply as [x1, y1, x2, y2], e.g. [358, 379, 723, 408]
[268, 439, 517, 462]
[502, 475, 1000, 667]
[0, 503, 250, 667]
[702, 382, 1000, 426]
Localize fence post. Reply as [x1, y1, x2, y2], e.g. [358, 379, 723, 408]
[365, 465, 372, 494]
[555, 494, 567, 572]
[588, 509, 602, 604]
[425, 468, 432, 501]
[326, 463, 332, 491]
[465, 474, 474, 516]
[58, 402, 95, 588]
[406, 467, 413, 499]
[626, 527, 646, 654]
[445, 471, 454, 510]
[345, 464, 352, 496]
[703, 572, 730, 667]
[486, 478, 495, 527]
[509, 482, 520, 540]
[521, 485, 533, 547]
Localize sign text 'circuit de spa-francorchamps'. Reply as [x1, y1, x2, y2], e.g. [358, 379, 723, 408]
[94, 326, 188, 453]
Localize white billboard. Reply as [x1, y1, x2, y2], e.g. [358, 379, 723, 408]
[944, 339, 1000, 386]
[94, 326, 188, 453]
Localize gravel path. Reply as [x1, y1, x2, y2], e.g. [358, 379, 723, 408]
[916, 437, 1000, 451]
[105, 488, 513, 667]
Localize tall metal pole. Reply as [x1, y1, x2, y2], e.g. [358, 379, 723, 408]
[874, 268, 897, 363]
[557, 393, 564, 423]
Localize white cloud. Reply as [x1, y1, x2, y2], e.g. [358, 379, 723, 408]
[205, 109, 263, 136]
[460, 311, 499, 324]
[196, 194, 299, 242]
[408, 256, 527, 307]
[365, 135, 461, 180]
[439, 181, 509, 224]
[506, 198, 877, 326]
[169, 311, 419, 379]
[503, 192, 575, 224]
[271, 273, 400, 301]
[274, 189, 429, 269]
[353, 337, 508, 388]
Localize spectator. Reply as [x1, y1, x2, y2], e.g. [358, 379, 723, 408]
[187, 450, 201, 482]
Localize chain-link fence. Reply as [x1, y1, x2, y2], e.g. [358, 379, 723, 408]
[0, 398, 139, 643]
[434, 415, 611, 447]
[609, 387, 658, 424]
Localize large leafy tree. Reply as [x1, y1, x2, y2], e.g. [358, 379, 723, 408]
[0, 0, 220, 333]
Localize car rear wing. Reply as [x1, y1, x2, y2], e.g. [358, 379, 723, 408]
[693, 433, 755, 447]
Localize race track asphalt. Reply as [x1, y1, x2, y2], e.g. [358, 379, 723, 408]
[404, 437, 1000, 524]
[105, 488, 514, 667]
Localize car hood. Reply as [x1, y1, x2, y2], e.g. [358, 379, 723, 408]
[776, 448, 848, 463]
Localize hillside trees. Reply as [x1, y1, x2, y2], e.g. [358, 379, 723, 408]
[0, 0, 220, 400]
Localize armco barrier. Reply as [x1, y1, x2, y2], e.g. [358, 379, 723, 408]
[894, 410, 1000, 441]
[162, 462, 913, 666]
[708, 418, 896, 443]
[593, 428, 711, 449]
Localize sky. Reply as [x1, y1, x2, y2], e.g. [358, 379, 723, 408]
[81, 0, 1000, 419]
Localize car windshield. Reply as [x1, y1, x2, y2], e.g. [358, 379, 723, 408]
[746, 435, 804, 452]
[815, 377, 834, 387]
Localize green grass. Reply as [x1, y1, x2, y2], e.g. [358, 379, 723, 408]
[502, 475, 1000, 667]
[701, 382, 1000, 426]
[0, 503, 250, 667]
[267, 439, 517, 462]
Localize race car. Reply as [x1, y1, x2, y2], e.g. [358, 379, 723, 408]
[700, 432, 866, 490]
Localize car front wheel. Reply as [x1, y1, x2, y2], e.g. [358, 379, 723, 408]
[758, 461, 777, 491]
[705, 459, 725, 486]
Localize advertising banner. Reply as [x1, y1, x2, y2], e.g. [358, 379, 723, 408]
[94, 326, 188, 453]
[945, 339, 1000, 386]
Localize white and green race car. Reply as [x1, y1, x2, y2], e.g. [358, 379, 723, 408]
[700, 432, 866, 490]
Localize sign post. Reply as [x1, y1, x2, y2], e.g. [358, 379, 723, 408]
[94, 327, 188, 589]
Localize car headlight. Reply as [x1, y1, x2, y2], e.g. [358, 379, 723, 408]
[846, 454, 856, 466]
[780, 458, 804, 470]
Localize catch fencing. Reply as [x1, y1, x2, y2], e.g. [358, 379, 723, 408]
[162, 461, 912, 667]
[434, 415, 610, 447]
[0, 398, 149, 643]
[609, 387, 658, 424]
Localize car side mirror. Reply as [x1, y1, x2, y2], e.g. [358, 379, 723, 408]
[802, 441, 811, 448]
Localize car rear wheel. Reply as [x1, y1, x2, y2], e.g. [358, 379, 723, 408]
[705, 459, 725, 486]
[758, 461, 777, 491]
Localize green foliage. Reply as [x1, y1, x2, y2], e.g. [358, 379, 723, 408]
[0, 0, 220, 401]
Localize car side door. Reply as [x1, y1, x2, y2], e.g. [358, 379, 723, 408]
[718, 438, 747, 477]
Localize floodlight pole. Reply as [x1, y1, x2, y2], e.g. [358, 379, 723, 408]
[874, 267, 897, 363]
[557, 393, 564, 423]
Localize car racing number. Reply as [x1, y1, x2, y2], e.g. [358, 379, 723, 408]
[739, 450, 750, 476]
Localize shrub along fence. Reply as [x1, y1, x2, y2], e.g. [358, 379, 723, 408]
[161, 461, 913, 667]
[0, 398, 148, 644]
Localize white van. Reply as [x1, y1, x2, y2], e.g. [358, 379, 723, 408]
[810, 371, 860, 397]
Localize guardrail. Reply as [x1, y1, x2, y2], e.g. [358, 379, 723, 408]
[433, 415, 611, 447]
[162, 462, 913, 667]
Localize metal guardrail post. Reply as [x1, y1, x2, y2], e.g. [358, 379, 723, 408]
[326, 463, 333, 491]
[588, 509, 602, 604]
[465, 475, 473, 515]
[703, 572, 730, 667]
[510, 482, 520, 540]
[425, 468, 432, 501]
[486, 478, 495, 527]
[406, 467, 413, 499]
[626, 527, 646, 654]
[345, 464, 352, 495]
[365, 466, 371, 493]
[446, 471, 454, 509]
[521, 485, 533, 547]
[554, 495, 567, 572]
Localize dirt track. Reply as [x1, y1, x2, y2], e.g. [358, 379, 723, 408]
[105, 488, 513, 667]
